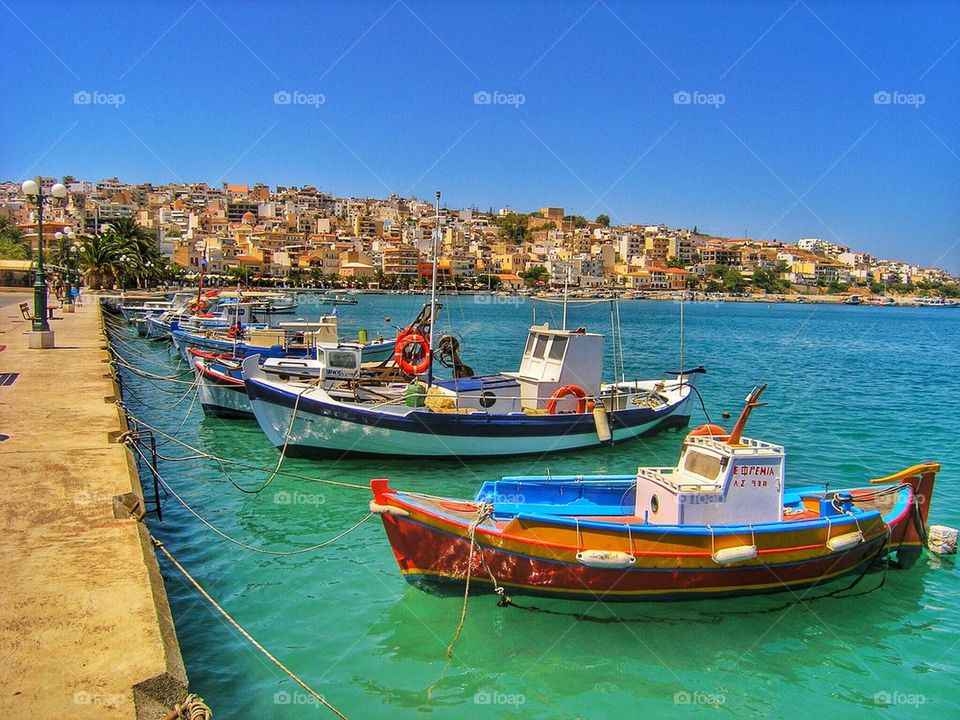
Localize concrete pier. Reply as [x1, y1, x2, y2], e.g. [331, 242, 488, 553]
[0, 293, 187, 719]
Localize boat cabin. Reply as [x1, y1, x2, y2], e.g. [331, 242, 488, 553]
[429, 324, 604, 413]
[503, 324, 603, 410]
[261, 343, 361, 382]
[634, 432, 786, 525]
[243, 317, 338, 349]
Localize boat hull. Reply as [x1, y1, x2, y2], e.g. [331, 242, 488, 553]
[370, 467, 936, 601]
[245, 376, 695, 459]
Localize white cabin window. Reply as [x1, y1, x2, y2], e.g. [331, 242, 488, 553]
[533, 335, 548, 359]
[524, 334, 536, 356]
[548, 336, 567, 360]
[328, 351, 358, 370]
[683, 451, 721, 479]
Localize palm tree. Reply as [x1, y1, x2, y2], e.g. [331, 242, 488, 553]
[105, 217, 159, 288]
[76, 232, 123, 290]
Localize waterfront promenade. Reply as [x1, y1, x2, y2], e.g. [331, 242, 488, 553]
[0, 293, 186, 719]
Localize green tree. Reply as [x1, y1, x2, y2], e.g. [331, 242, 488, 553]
[720, 266, 746, 292]
[596, 214, 610, 227]
[666, 257, 686, 269]
[563, 215, 588, 228]
[494, 213, 531, 244]
[0, 216, 31, 260]
[102, 217, 160, 288]
[476, 274, 503, 290]
[751, 266, 788, 294]
[520, 265, 550, 287]
[76, 232, 123, 290]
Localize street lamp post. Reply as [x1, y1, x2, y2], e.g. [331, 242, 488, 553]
[22, 178, 67, 347]
[55, 227, 76, 312]
[69, 243, 80, 306]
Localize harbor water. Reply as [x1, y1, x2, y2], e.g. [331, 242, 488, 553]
[116, 296, 960, 718]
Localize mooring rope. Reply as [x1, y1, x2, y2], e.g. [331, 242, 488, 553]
[152, 537, 350, 719]
[126, 438, 373, 556]
[115, 367, 202, 411]
[119, 405, 368, 492]
[111, 354, 195, 384]
[427, 503, 494, 699]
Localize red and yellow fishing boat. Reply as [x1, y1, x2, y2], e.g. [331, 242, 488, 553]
[370, 386, 941, 601]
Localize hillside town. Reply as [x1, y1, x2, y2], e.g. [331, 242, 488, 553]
[1, 176, 957, 296]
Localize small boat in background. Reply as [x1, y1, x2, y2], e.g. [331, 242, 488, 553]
[316, 293, 359, 305]
[370, 385, 942, 601]
[915, 296, 960, 308]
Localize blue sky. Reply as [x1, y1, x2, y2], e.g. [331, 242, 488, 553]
[2, 0, 958, 271]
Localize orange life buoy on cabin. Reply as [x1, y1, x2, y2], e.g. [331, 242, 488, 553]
[226, 323, 242, 340]
[189, 299, 208, 314]
[688, 424, 729, 440]
[546, 384, 591, 414]
[394, 332, 431, 375]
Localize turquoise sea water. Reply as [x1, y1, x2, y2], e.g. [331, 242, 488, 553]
[114, 296, 960, 719]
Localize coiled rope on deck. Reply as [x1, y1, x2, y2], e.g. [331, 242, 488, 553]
[152, 537, 350, 719]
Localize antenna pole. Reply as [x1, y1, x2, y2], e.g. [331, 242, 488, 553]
[679, 293, 685, 377]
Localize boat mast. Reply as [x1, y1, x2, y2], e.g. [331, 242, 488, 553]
[562, 264, 570, 330]
[427, 190, 441, 386]
[679, 292, 685, 377]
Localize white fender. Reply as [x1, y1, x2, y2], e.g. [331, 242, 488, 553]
[712, 545, 758, 564]
[576, 549, 636, 569]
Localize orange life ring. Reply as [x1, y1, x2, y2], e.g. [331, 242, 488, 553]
[395, 332, 430, 375]
[189, 299, 208, 314]
[546, 384, 591, 414]
[226, 323, 242, 339]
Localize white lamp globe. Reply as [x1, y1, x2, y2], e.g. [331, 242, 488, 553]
[22, 180, 39, 196]
[51, 183, 67, 198]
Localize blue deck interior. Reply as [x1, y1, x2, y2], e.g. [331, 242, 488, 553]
[472, 477, 894, 531]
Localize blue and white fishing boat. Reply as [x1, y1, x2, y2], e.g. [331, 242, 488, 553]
[191, 345, 382, 419]
[241, 191, 705, 459]
[171, 313, 395, 364]
[242, 324, 704, 458]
